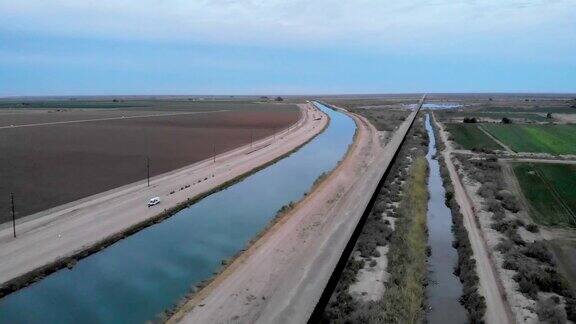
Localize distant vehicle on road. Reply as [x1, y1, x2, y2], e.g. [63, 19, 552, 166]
[148, 197, 161, 207]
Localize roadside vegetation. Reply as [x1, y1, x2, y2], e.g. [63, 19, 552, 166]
[431, 119, 487, 323]
[322, 114, 429, 323]
[444, 123, 502, 151]
[377, 157, 428, 323]
[513, 163, 576, 228]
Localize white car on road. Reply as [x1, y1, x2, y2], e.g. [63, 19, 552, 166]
[147, 197, 161, 207]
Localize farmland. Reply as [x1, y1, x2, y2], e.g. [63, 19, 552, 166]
[513, 163, 576, 227]
[482, 124, 576, 155]
[444, 123, 502, 151]
[440, 111, 548, 123]
[0, 100, 299, 222]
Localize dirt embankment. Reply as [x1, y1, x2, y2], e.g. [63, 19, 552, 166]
[0, 103, 324, 298]
[169, 100, 423, 323]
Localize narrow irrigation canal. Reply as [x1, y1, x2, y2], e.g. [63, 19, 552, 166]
[0, 103, 356, 323]
[424, 113, 467, 323]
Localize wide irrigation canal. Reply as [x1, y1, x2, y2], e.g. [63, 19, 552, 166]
[424, 113, 467, 323]
[0, 103, 356, 323]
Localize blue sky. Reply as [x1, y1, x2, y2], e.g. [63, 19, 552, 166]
[1, 1, 575, 96]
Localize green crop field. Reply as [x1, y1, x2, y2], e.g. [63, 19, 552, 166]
[444, 123, 503, 151]
[483, 124, 576, 155]
[477, 106, 576, 114]
[440, 111, 548, 122]
[513, 163, 576, 228]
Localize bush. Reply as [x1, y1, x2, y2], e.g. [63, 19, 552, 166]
[492, 209, 506, 222]
[566, 298, 576, 322]
[537, 297, 567, 323]
[491, 220, 517, 233]
[514, 264, 565, 298]
[518, 277, 538, 299]
[485, 198, 504, 213]
[502, 249, 523, 271]
[495, 239, 514, 254]
[526, 224, 539, 233]
[502, 196, 520, 213]
[523, 241, 554, 265]
[506, 227, 526, 246]
[478, 182, 498, 199]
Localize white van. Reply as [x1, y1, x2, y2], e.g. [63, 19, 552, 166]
[148, 197, 161, 207]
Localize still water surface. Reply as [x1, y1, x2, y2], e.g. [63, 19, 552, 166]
[0, 103, 355, 323]
[424, 113, 467, 323]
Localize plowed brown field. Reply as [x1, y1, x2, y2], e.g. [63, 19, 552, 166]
[0, 103, 298, 221]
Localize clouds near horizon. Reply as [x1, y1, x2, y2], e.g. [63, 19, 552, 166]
[1, 0, 575, 95]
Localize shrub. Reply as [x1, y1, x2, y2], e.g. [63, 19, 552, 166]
[526, 224, 539, 233]
[523, 241, 554, 265]
[537, 297, 567, 323]
[373, 200, 387, 214]
[566, 298, 576, 322]
[501, 195, 520, 213]
[495, 239, 514, 254]
[485, 198, 504, 213]
[506, 227, 526, 246]
[518, 277, 538, 299]
[502, 249, 523, 271]
[491, 220, 517, 233]
[513, 263, 565, 298]
[513, 218, 525, 228]
[492, 209, 506, 221]
[478, 182, 498, 199]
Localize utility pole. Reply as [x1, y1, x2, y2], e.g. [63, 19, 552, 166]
[146, 156, 150, 187]
[213, 143, 216, 163]
[11, 193, 16, 238]
[251, 130, 254, 148]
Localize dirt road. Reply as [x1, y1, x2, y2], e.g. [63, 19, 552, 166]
[477, 124, 515, 153]
[499, 158, 576, 165]
[0, 110, 230, 129]
[433, 113, 514, 324]
[169, 100, 422, 323]
[0, 103, 326, 293]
